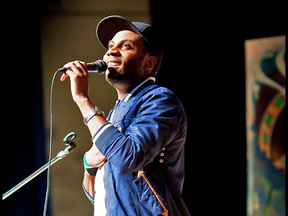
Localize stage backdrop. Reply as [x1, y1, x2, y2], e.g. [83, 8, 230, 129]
[246, 36, 285, 216]
[2, 1, 49, 215]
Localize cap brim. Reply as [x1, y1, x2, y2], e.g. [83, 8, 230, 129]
[96, 15, 143, 50]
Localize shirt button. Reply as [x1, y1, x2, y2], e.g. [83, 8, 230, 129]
[159, 159, 163, 163]
[160, 152, 164, 157]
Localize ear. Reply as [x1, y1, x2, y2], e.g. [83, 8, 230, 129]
[144, 55, 157, 72]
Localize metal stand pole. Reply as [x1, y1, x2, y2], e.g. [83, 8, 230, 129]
[2, 132, 77, 200]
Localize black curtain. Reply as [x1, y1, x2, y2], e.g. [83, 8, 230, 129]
[2, 1, 49, 215]
[150, 1, 284, 215]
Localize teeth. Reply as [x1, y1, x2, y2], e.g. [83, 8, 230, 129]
[108, 62, 120, 66]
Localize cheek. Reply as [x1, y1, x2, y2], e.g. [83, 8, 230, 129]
[125, 54, 144, 69]
[103, 53, 108, 62]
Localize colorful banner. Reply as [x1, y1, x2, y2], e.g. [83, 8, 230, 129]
[245, 36, 285, 216]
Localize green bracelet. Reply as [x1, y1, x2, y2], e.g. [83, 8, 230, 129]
[83, 152, 98, 176]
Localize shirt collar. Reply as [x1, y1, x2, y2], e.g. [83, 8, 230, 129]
[123, 77, 156, 103]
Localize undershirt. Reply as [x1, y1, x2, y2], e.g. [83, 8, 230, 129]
[93, 102, 118, 216]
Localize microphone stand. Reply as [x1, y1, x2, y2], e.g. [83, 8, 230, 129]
[2, 132, 77, 200]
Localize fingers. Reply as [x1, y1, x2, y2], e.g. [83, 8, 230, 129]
[65, 61, 87, 75]
[60, 72, 69, 81]
[60, 60, 88, 81]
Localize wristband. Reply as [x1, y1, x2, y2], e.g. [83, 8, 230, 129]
[83, 106, 105, 125]
[83, 152, 98, 176]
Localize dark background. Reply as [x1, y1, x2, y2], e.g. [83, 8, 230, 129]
[3, 0, 285, 215]
[150, 2, 284, 215]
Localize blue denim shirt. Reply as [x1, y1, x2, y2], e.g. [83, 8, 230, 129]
[84, 78, 190, 216]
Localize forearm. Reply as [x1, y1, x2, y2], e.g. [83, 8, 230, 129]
[60, 60, 107, 137]
[75, 97, 107, 167]
[83, 171, 95, 200]
[75, 97, 107, 136]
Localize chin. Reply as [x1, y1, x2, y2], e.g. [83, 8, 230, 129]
[106, 70, 122, 86]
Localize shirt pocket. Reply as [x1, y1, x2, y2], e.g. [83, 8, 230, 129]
[133, 175, 166, 216]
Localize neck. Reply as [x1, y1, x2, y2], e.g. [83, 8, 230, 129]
[116, 89, 127, 100]
[115, 81, 141, 100]
[115, 83, 134, 100]
[115, 76, 156, 100]
[112, 75, 155, 100]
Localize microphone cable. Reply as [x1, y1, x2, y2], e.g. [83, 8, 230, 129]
[42, 62, 105, 215]
[43, 69, 62, 216]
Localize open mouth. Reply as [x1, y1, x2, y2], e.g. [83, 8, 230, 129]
[107, 61, 121, 67]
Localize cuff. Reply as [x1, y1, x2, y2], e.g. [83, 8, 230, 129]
[91, 122, 119, 152]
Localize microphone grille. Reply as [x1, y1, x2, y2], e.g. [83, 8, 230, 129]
[95, 60, 107, 74]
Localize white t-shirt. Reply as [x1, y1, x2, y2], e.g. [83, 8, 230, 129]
[93, 106, 118, 216]
[94, 165, 106, 215]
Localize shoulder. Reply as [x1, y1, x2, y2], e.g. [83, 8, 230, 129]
[138, 85, 186, 120]
[142, 85, 184, 108]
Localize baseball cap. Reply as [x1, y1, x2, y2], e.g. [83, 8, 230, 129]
[96, 15, 163, 73]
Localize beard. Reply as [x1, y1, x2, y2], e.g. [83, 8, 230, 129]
[105, 57, 145, 92]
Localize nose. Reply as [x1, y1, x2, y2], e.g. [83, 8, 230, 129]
[106, 45, 120, 57]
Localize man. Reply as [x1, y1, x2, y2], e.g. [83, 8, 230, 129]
[61, 15, 190, 216]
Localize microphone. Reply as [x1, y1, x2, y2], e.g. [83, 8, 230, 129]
[57, 60, 107, 74]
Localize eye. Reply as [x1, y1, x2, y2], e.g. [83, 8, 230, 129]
[121, 43, 132, 50]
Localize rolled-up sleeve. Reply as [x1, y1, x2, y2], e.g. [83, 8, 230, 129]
[92, 88, 185, 175]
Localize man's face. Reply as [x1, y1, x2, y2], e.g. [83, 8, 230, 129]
[103, 30, 150, 90]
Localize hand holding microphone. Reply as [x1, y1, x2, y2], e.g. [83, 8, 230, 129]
[59, 60, 107, 105]
[58, 59, 107, 74]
